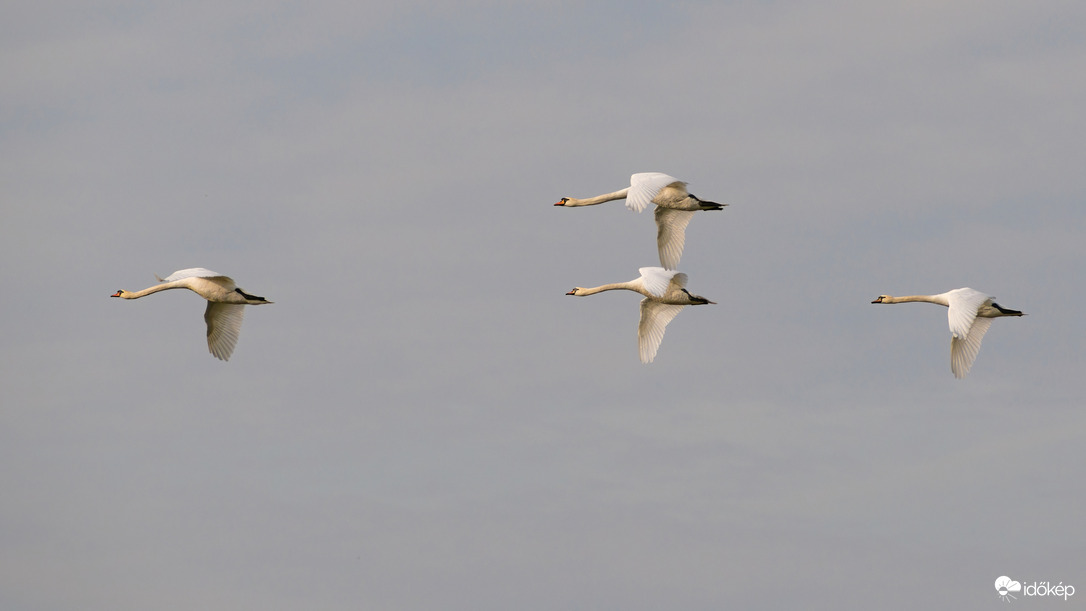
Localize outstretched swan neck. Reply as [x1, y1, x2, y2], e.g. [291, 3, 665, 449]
[566, 281, 642, 296]
[872, 294, 949, 306]
[111, 281, 187, 299]
[555, 188, 631, 207]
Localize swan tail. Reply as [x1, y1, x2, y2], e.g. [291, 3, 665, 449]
[992, 302, 1024, 316]
[235, 288, 271, 303]
[693, 197, 726, 211]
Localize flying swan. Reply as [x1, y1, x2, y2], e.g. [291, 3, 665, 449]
[566, 266, 715, 363]
[555, 172, 726, 270]
[112, 268, 272, 361]
[871, 287, 1023, 378]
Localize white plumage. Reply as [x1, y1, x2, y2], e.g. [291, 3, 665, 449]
[555, 172, 726, 270]
[871, 287, 1023, 378]
[566, 267, 715, 364]
[112, 268, 272, 361]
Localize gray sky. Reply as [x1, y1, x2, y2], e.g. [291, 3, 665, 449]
[2, 1, 1085, 609]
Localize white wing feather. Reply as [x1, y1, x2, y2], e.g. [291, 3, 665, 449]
[945, 288, 992, 339]
[950, 316, 993, 379]
[158, 268, 230, 283]
[626, 172, 686, 213]
[638, 267, 679, 298]
[638, 300, 687, 364]
[204, 302, 246, 361]
[654, 208, 695, 270]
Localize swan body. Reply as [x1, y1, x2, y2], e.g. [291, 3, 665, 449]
[871, 287, 1023, 378]
[566, 266, 715, 363]
[112, 268, 272, 361]
[555, 172, 726, 270]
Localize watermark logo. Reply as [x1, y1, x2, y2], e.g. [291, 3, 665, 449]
[995, 576, 1075, 602]
[995, 576, 1021, 602]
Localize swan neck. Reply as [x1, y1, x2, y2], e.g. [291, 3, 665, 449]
[565, 188, 630, 207]
[886, 294, 947, 306]
[578, 281, 639, 296]
[119, 281, 184, 299]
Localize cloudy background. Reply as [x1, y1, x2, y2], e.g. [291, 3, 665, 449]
[2, 1, 1084, 609]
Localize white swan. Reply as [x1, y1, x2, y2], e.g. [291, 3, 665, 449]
[555, 172, 726, 270]
[871, 288, 1023, 378]
[112, 268, 272, 361]
[566, 266, 715, 363]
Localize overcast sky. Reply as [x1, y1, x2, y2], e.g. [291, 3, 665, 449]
[2, 1, 1085, 609]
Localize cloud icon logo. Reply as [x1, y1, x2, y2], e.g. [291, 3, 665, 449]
[995, 576, 1022, 601]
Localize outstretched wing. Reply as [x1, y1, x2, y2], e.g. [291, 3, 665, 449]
[204, 302, 246, 361]
[950, 316, 993, 379]
[654, 208, 695, 270]
[158, 267, 233, 284]
[638, 300, 686, 364]
[638, 267, 680, 298]
[626, 172, 686, 213]
[945, 288, 991, 339]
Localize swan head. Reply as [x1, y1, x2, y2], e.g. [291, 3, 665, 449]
[566, 287, 585, 296]
[111, 290, 126, 298]
[871, 295, 889, 304]
[554, 197, 571, 206]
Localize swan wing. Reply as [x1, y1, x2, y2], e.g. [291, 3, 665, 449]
[204, 302, 245, 361]
[627, 172, 686, 213]
[638, 300, 686, 363]
[159, 268, 231, 282]
[950, 316, 993, 378]
[638, 267, 679, 298]
[159, 268, 238, 293]
[945, 287, 992, 339]
[668, 272, 689, 291]
[654, 208, 695, 270]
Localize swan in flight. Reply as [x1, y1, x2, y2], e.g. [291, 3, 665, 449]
[566, 266, 715, 363]
[112, 268, 272, 361]
[871, 287, 1023, 378]
[555, 172, 726, 270]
